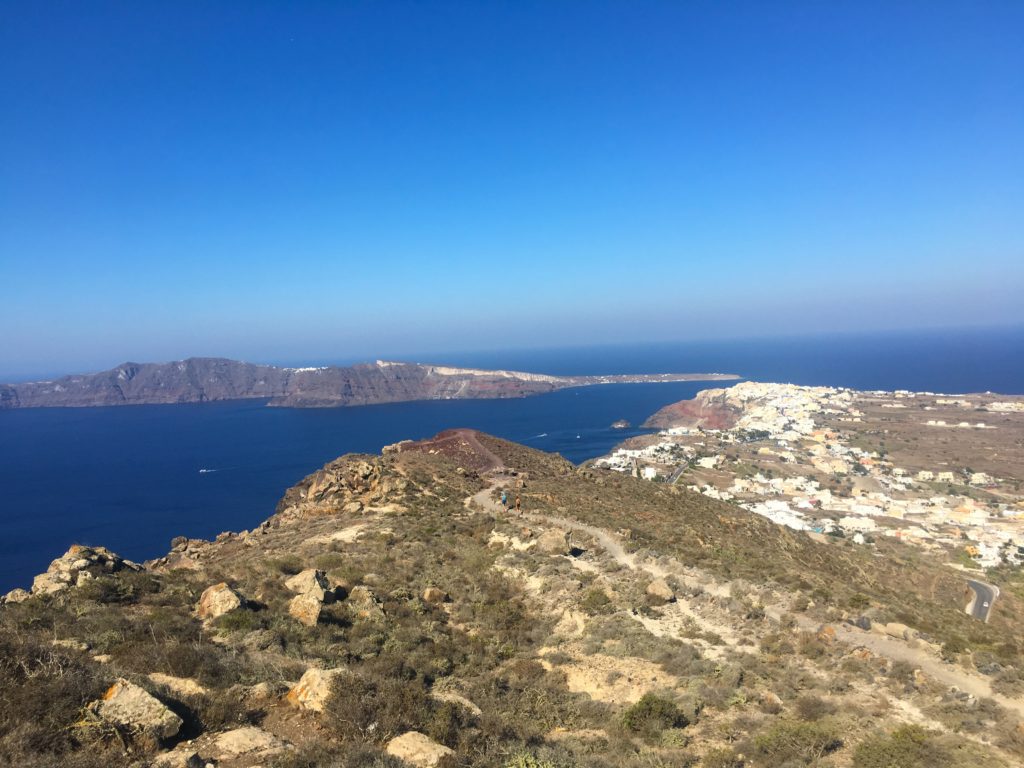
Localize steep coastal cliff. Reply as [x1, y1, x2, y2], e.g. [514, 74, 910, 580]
[0, 358, 738, 409]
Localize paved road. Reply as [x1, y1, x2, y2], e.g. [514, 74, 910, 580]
[966, 579, 999, 622]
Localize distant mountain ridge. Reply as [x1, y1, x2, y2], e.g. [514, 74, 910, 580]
[0, 357, 738, 409]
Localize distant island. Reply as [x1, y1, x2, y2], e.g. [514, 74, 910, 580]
[0, 357, 739, 409]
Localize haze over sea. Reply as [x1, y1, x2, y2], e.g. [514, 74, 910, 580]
[1, 327, 1022, 592]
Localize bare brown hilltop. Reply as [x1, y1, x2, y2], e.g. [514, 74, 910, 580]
[0, 357, 739, 409]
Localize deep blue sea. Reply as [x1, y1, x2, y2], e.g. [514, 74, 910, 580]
[1, 327, 1022, 591]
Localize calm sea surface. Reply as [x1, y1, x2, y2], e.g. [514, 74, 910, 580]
[1, 327, 1022, 591]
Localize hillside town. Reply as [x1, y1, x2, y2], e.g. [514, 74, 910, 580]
[596, 382, 1024, 570]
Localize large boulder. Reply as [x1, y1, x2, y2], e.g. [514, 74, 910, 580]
[422, 587, 447, 605]
[90, 678, 182, 745]
[288, 592, 323, 627]
[646, 578, 676, 603]
[286, 668, 345, 712]
[195, 582, 244, 621]
[385, 731, 455, 767]
[285, 568, 331, 599]
[536, 528, 571, 555]
[883, 622, 916, 640]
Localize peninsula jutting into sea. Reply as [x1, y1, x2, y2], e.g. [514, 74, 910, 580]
[0, 357, 739, 409]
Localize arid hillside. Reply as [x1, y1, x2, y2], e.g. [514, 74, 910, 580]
[1, 431, 1021, 768]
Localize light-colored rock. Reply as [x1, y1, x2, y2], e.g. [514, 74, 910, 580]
[93, 654, 113, 664]
[149, 673, 207, 697]
[2, 587, 30, 603]
[288, 592, 322, 627]
[52, 638, 89, 653]
[883, 622, 912, 640]
[30, 545, 140, 596]
[196, 582, 243, 620]
[385, 731, 454, 767]
[152, 748, 205, 768]
[422, 587, 447, 605]
[536, 528, 571, 555]
[817, 625, 837, 644]
[285, 568, 330, 595]
[90, 678, 182, 743]
[349, 585, 385, 620]
[645, 578, 675, 603]
[212, 726, 288, 759]
[286, 667, 344, 712]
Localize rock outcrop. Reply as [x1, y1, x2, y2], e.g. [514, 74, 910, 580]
[646, 578, 676, 603]
[287, 668, 345, 712]
[385, 731, 455, 767]
[195, 582, 244, 621]
[274, 455, 409, 519]
[536, 528, 571, 555]
[211, 726, 289, 760]
[30, 545, 141, 596]
[422, 586, 447, 605]
[643, 388, 744, 430]
[89, 678, 182, 746]
[288, 592, 323, 627]
[285, 568, 332, 598]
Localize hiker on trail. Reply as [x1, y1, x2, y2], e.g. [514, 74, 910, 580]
[500, 490, 508, 510]
[515, 494, 522, 515]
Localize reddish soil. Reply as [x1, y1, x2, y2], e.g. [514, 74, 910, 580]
[644, 398, 740, 430]
[398, 429, 504, 473]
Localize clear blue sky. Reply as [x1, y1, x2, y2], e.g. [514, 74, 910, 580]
[1, 1, 1022, 378]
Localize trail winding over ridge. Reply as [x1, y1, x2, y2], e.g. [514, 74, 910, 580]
[467, 474, 1024, 718]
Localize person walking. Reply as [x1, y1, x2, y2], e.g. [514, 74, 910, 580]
[500, 490, 508, 511]
[515, 494, 522, 515]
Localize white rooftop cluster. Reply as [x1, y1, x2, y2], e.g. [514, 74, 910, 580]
[595, 381, 1023, 567]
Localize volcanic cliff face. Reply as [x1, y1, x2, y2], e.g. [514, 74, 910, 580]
[0, 358, 566, 409]
[1, 358, 739, 410]
[643, 386, 743, 429]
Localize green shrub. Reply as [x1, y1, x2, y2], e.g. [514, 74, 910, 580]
[325, 673, 431, 743]
[580, 588, 613, 616]
[505, 754, 557, 768]
[702, 748, 744, 768]
[268, 555, 304, 575]
[794, 695, 835, 721]
[940, 637, 968, 661]
[621, 693, 688, 740]
[749, 719, 842, 766]
[852, 725, 952, 768]
[214, 609, 261, 634]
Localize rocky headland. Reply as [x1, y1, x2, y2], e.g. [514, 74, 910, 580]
[0, 358, 739, 409]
